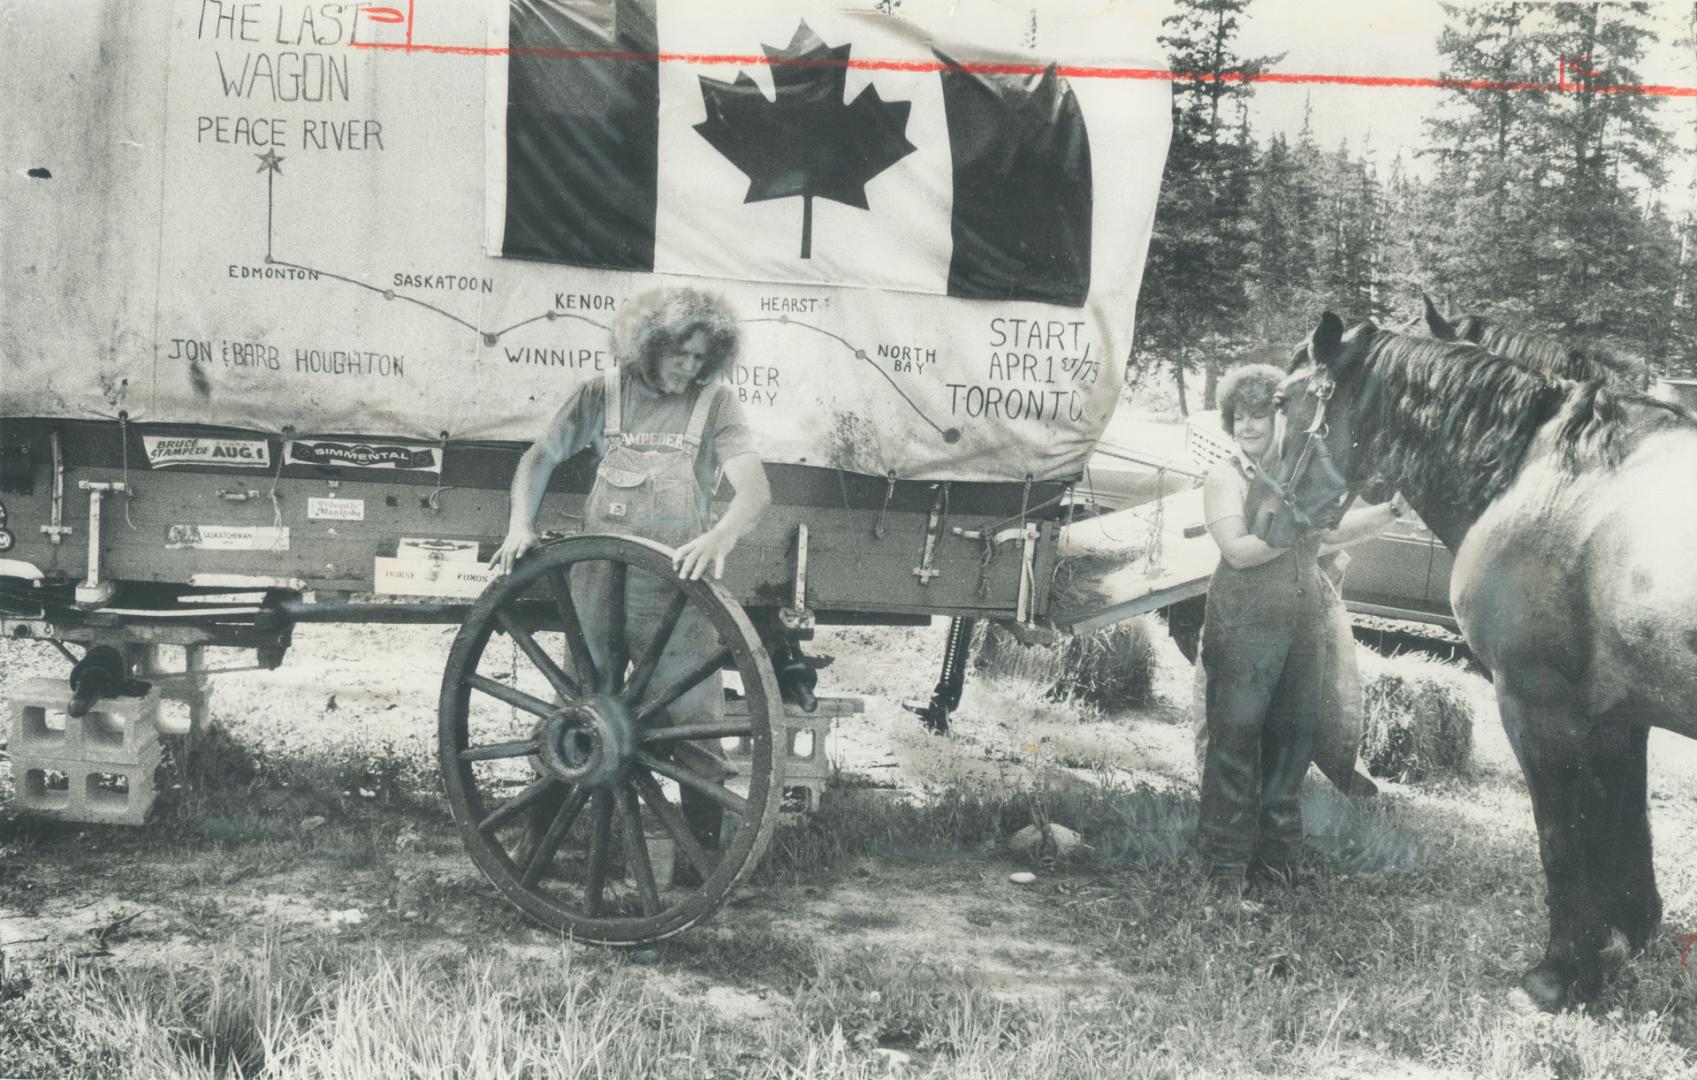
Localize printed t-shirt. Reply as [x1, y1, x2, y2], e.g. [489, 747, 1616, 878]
[534, 375, 757, 522]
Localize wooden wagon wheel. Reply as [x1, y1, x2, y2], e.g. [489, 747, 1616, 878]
[438, 534, 783, 944]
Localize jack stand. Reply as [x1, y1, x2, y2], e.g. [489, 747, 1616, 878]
[906, 616, 976, 735]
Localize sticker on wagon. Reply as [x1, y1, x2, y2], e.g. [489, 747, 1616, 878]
[373, 556, 495, 599]
[397, 537, 479, 562]
[285, 439, 441, 473]
[164, 524, 291, 551]
[143, 435, 271, 469]
[307, 497, 365, 522]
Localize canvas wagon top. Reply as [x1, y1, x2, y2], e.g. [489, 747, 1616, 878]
[1, 0, 1170, 486]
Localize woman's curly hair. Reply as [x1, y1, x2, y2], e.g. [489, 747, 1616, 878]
[612, 287, 740, 389]
[1217, 363, 1285, 435]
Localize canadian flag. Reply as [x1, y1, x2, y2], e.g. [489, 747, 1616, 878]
[493, 0, 1162, 309]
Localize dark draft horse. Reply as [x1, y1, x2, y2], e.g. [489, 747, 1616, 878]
[1284, 311, 1697, 1011]
[1421, 295, 1648, 387]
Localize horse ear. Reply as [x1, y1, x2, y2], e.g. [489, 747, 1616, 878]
[1310, 312, 1345, 368]
[1461, 320, 1485, 344]
[1423, 294, 1456, 340]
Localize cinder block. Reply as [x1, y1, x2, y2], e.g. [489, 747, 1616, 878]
[12, 744, 161, 825]
[722, 696, 861, 815]
[9, 678, 161, 765]
[10, 678, 75, 755]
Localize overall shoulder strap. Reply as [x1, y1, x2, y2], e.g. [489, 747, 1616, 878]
[681, 383, 725, 452]
[603, 371, 624, 440]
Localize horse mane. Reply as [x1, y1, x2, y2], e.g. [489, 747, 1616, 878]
[1345, 327, 1689, 517]
[1451, 315, 1639, 384]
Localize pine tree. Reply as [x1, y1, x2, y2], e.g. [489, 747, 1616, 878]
[1419, 2, 1677, 360]
[1133, 0, 1280, 413]
[1422, 1, 1552, 322]
[1535, 3, 1668, 346]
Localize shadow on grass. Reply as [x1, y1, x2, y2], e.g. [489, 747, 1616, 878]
[761, 772, 1430, 880]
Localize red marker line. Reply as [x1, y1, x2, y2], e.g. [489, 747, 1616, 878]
[344, 39, 1697, 98]
[1673, 932, 1697, 966]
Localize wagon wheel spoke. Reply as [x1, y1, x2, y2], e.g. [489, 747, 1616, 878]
[458, 738, 540, 763]
[635, 648, 733, 726]
[478, 777, 559, 836]
[624, 588, 690, 707]
[519, 784, 593, 888]
[547, 567, 599, 690]
[584, 790, 615, 917]
[615, 782, 663, 916]
[468, 674, 555, 719]
[636, 751, 751, 818]
[602, 561, 628, 695]
[640, 720, 753, 746]
[495, 609, 581, 701]
[632, 767, 716, 882]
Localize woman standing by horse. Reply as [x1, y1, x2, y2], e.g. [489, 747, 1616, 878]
[1197, 365, 1404, 892]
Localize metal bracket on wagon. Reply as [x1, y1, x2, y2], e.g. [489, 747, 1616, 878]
[912, 482, 949, 585]
[779, 523, 814, 632]
[74, 480, 129, 607]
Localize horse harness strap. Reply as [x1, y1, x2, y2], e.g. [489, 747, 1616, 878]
[1271, 374, 1331, 497]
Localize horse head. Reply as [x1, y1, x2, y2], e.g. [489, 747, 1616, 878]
[1241, 312, 1360, 546]
[1421, 294, 1485, 345]
[1278, 312, 1391, 513]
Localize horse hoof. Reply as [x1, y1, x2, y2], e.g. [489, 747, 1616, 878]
[1520, 965, 1570, 1013]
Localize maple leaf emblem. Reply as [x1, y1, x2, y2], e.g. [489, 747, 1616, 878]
[694, 21, 917, 259]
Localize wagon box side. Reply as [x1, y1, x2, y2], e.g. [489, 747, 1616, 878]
[0, 416, 1064, 626]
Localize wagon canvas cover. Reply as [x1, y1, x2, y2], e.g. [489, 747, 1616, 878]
[0, 0, 1168, 483]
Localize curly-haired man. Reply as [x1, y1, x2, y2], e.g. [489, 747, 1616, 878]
[490, 286, 770, 853]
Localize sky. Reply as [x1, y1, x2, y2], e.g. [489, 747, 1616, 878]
[1158, 0, 1697, 187]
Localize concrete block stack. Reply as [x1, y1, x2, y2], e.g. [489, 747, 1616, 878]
[9, 677, 163, 825]
[723, 695, 862, 816]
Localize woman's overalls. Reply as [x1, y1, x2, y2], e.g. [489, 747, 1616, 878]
[1196, 461, 1330, 878]
[1191, 552, 1368, 796]
[575, 372, 732, 843]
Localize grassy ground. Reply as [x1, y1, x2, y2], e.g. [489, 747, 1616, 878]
[4, 625, 1697, 1078]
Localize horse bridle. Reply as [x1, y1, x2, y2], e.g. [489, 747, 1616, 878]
[1253, 371, 1355, 541]
[1283, 372, 1333, 488]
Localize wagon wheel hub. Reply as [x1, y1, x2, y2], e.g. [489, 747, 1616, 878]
[537, 693, 635, 788]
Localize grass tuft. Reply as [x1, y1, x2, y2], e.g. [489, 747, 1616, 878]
[975, 618, 1159, 713]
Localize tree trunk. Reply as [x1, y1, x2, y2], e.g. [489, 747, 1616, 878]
[1202, 353, 1220, 411]
[1173, 356, 1190, 417]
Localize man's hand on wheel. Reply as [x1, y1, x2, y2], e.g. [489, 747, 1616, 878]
[488, 525, 541, 576]
[673, 526, 738, 581]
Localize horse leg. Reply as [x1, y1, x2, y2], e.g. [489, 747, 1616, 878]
[1586, 717, 1660, 953]
[1498, 687, 1615, 1011]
